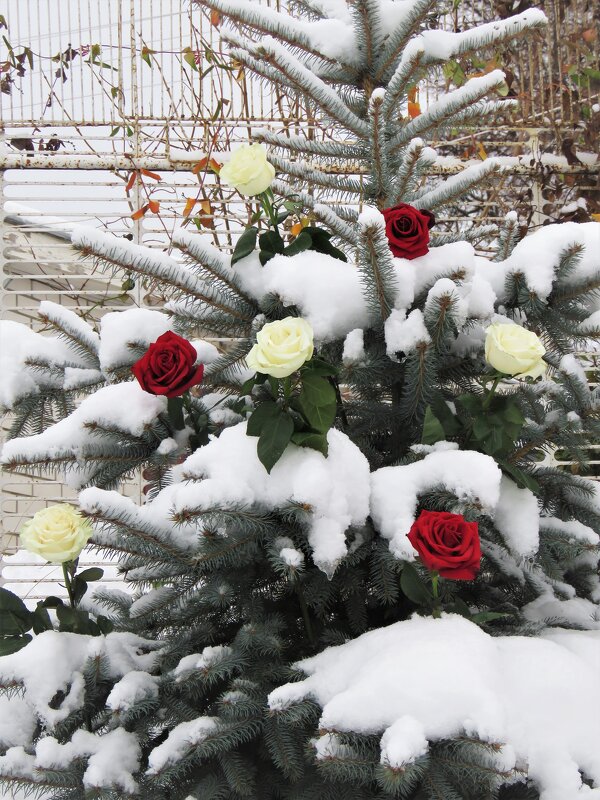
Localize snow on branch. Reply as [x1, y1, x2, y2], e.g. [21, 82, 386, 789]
[254, 127, 365, 161]
[72, 227, 250, 322]
[410, 8, 547, 65]
[199, 0, 358, 70]
[391, 138, 437, 205]
[371, 448, 502, 560]
[390, 71, 509, 150]
[312, 203, 358, 245]
[268, 614, 600, 800]
[356, 207, 398, 321]
[413, 159, 503, 211]
[38, 301, 100, 364]
[0, 630, 159, 729]
[374, 0, 436, 82]
[234, 36, 369, 137]
[168, 422, 370, 576]
[267, 152, 363, 196]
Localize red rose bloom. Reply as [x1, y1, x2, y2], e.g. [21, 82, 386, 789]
[132, 331, 204, 398]
[407, 510, 480, 580]
[382, 203, 435, 259]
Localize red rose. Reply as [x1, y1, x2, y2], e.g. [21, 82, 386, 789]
[407, 510, 480, 580]
[382, 203, 435, 259]
[132, 331, 204, 398]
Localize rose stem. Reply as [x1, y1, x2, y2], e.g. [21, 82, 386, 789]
[431, 571, 441, 619]
[62, 561, 76, 608]
[481, 375, 502, 411]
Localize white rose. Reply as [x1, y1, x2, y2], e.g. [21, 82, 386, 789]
[219, 143, 275, 197]
[20, 504, 92, 563]
[485, 323, 546, 379]
[246, 317, 314, 378]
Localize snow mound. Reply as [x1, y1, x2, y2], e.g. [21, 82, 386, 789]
[0, 630, 161, 729]
[371, 449, 503, 560]
[171, 422, 370, 575]
[269, 614, 600, 800]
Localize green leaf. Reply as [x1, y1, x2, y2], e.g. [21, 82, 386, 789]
[422, 406, 446, 445]
[167, 397, 185, 430]
[502, 400, 525, 426]
[472, 416, 492, 439]
[297, 373, 336, 433]
[456, 394, 482, 415]
[77, 567, 104, 583]
[305, 227, 347, 261]
[247, 400, 280, 437]
[0, 588, 33, 636]
[400, 562, 432, 606]
[231, 226, 258, 266]
[498, 460, 540, 494]
[284, 229, 313, 257]
[257, 411, 294, 473]
[40, 596, 63, 608]
[240, 376, 257, 395]
[96, 615, 114, 634]
[302, 357, 338, 377]
[0, 635, 32, 656]
[32, 604, 53, 634]
[470, 611, 511, 624]
[291, 431, 328, 456]
[300, 372, 336, 407]
[183, 50, 198, 71]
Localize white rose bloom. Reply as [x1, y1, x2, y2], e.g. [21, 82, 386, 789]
[20, 504, 93, 563]
[219, 143, 275, 197]
[246, 317, 314, 378]
[484, 322, 546, 379]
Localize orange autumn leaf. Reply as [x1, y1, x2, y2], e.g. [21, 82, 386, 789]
[290, 217, 310, 237]
[131, 204, 148, 220]
[148, 199, 160, 214]
[196, 198, 215, 229]
[199, 199, 212, 215]
[407, 86, 418, 103]
[477, 141, 488, 160]
[183, 197, 197, 217]
[192, 156, 221, 175]
[408, 101, 421, 119]
[591, 213, 600, 222]
[125, 171, 137, 194]
[583, 28, 597, 43]
[210, 9, 221, 26]
[140, 168, 162, 182]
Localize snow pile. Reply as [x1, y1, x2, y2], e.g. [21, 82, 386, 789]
[384, 308, 431, 357]
[79, 483, 199, 551]
[0, 630, 160, 729]
[0, 320, 87, 410]
[495, 476, 540, 557]
[342, 328, 365, 365]
[269, 614, 600, 800]
[0, 696, 37, 749]
[234, 250, 371, 341]
[171, 422, 370, 575]
[106, 671, 159, 712]
[173, 646, 233, 679]
[99, 308, 219, 372]
[147, 717, 218, 774]
[0, 729, 141, 793]
[371, 449, 503, 559]
[1, 383, 166, 484]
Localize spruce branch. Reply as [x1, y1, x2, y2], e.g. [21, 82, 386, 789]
[356, 208, 398, 321]
[413, 159, 503, 211]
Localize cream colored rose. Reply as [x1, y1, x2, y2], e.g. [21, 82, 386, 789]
[246, 317, 314, 378]
[219, 143, 275, 197]
[20, 504, 92, 563]
[485, 323, 546, 379]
